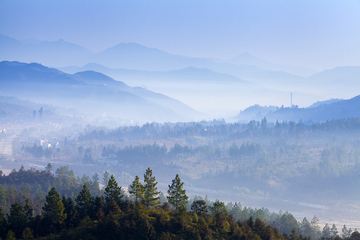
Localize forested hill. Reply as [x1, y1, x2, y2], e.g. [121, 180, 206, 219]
[0, 166, 357, 239]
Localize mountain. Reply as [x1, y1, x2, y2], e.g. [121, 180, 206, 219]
[0, 61, 201, 123]
[233, 94, 360, 122]
[0, 35, 94, 67]
[228, 53, 316, 77]
[265, 95, 360, 122]
[59, 63, 320, 115]
[307, 99, 343, 108]
[0, 95, 80, 123]
[61, 64, 248, 83]
[234, 105, 279, 122]
[307, 66, 360, 85]
[0, 34, 305, 82]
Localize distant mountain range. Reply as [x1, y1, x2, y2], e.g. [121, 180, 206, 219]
[0, 34, 314, 79]
[1, 34, 359, 117]
[0, 61, 202, 123]
[234, 96, 360, 122]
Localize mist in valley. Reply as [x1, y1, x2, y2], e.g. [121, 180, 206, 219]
[1, 0, 360, 237]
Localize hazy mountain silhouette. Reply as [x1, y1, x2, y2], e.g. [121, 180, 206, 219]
[234, 105, 279, 122]
[0, 61, 201, 122]
[307, 99, 343, 108]
[2, 34, 359, 112]
[228, 52, 316, 77]
[61, 64, 248, 84]
[0, 34, 306, 82]
[234, 95, 360, 122]
[0, 34, 93, 67]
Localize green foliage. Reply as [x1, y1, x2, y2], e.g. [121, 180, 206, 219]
[128, 175, 144, 202]
[42, 187, 67, 228]
[167, 174, 188, 210]
[143, 168, 160, 208]
[75, 184, 93, 219]
[7, 202, 27, 238]
[5, 230, 16, 240]
[104, 175, 123, 206]
[209, 200, 227, 217]
[0, 165, 352, 240]
[191, 200, 208, 215]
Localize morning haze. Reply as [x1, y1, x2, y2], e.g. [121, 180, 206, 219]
[0, 0, 360, 239]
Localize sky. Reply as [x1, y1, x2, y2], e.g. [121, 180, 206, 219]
[0, 0, 359, 71]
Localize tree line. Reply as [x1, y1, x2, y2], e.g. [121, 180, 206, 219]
[77, 118, 360, 142]
[0, 166, 358, 239]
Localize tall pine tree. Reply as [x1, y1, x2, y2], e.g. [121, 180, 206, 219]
[129, 175, 144, 202]
[42, 187, 67, 230]
[104, 175, 123, 206]
[143, 167, 160, 208]
[167, 174, 188, 210]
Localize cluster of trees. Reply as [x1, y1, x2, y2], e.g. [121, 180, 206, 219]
[22, 144, 53, 159]
[228, 142, 265, 158]
[0, 167, 303, 239]
[0, 165, 358, 239]
[101, 142, 220, 164]
[78, 118, 360, 142]
[0, 165, 101, 215]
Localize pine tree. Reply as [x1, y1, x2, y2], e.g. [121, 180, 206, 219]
[104, 175, 123, 206]
[128, 175, 144, 202]
[331, 223, 338, 237]
[191, 200, 208, 215]
[23, 198, 34, 222]
[7, 202, 27, 238]
[322, 223, 331, 238]
[103, 171, 110, 185]
[75, 183, 93, 219]
[167, 174, 188, 210]
[0, 207, 6, 238]
[143, 167, 160, 208]
[310, 215, 321, 239]
[42, 187, 67, 228]
[342, 225, 350, 238]
[300, 217, 312, 237]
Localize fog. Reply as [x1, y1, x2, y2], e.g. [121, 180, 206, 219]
[1, 0, 360, 233]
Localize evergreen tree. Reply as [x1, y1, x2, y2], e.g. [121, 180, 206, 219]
[167, 174, 188, 210]
[143, 167, 160, 208]
[45, 163, 53, 173]
[7, 202, 27, 238]
[24, 199, 34, 222]
[300, 217, 312, 237]
[128, 175, 144, 202]
[290, 228, 299, 240]
[342, 225, 350, 238]
[191, 200, 208, 215]
[209, 200, 227, 217]
[62, 196, 78, 228]
[0, 207, 6, 239]
[310, 215, 321, 239]
[104, 175, 123, 206]
[103, 171, 110, 185]
[75, 184, 93, 219]
[229, 202, 241, 220]
[331, 223, 338, 237]
[42, 187, 67, 229]
[322, 223, 331, 238]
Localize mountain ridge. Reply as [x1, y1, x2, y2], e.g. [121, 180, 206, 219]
[0, 61, 202, 123]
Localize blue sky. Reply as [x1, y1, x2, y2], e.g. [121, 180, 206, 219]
[1, 0, 359, 70]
